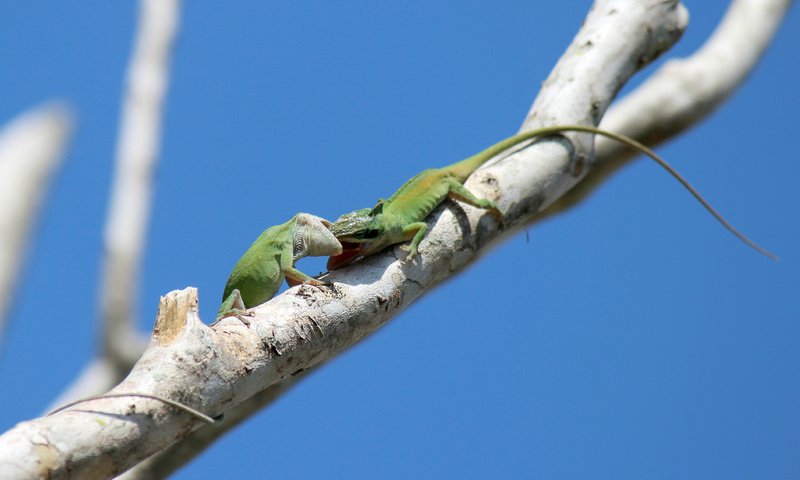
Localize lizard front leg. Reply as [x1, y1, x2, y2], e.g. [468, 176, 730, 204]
[400, 222, 428, 262]
[282, 242, 331, 288]
[284, 266, 327, 287]
[214, 288, 253, 326]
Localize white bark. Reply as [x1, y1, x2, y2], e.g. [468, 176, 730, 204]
[0, 2, 691, 478]
[0, 103, 72, 341]
[546, 0, 792, 218]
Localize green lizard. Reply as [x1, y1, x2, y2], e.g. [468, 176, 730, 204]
[216, 213, 342, 324]
[51, 216, 342, 424]
[327, 125, 776, 269]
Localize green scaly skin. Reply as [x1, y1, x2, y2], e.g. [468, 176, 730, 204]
[216, 213, 342, 325]
[327, 125, 776, 269]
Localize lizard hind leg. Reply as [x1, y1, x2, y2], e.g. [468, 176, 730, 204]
[446, 180, 504, 224]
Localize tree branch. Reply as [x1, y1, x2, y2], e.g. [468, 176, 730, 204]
[127, 2, 794, 471]
[542, 0, 792, 220]
[0, 2, 689, 478]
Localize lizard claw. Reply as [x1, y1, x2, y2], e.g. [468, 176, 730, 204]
[235, 312, 253, 327]
[311, 278, 336, 289]
[491, 210, 505, 228]
[291, 276, 335, 290]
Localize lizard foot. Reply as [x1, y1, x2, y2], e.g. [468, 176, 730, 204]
[485, 206, 505, 227]
[286, 276, 334, 289]
[399, 244, 419, 263]
[213, 309, 253, 327]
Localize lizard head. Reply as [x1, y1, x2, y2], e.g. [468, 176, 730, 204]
[292, 213, 343, 259]
[327, 203, 387, 269]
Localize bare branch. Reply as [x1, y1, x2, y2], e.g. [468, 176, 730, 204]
[543, 0, 792, 219]
[99, 0, 181, 370]
[0, 2, 688, 477]
[0, 103, 72, 342]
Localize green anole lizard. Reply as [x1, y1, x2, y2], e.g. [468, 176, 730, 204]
[327, 125, 776, 269]
[48, 219, 340, 426]
[47, 216, 343, 425]
[216, 213, 342, 324]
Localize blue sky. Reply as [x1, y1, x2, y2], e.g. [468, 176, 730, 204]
[1, 1, 798, 478]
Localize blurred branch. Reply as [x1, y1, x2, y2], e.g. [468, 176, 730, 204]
[50, 0, 181, 410]
[0, 103, 72, 344]
[541, 0, 792, 220]
[48, 0, 180, 419]
[99, 0, 180, 369]
[0, 2, 689, 478]
[46, 358, 126, 412]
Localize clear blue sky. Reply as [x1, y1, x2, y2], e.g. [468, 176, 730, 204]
[1, 1, 798, 478]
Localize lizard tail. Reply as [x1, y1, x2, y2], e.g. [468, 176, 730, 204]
[452, 125, 778, 260]
[448, 128, 555, 181]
